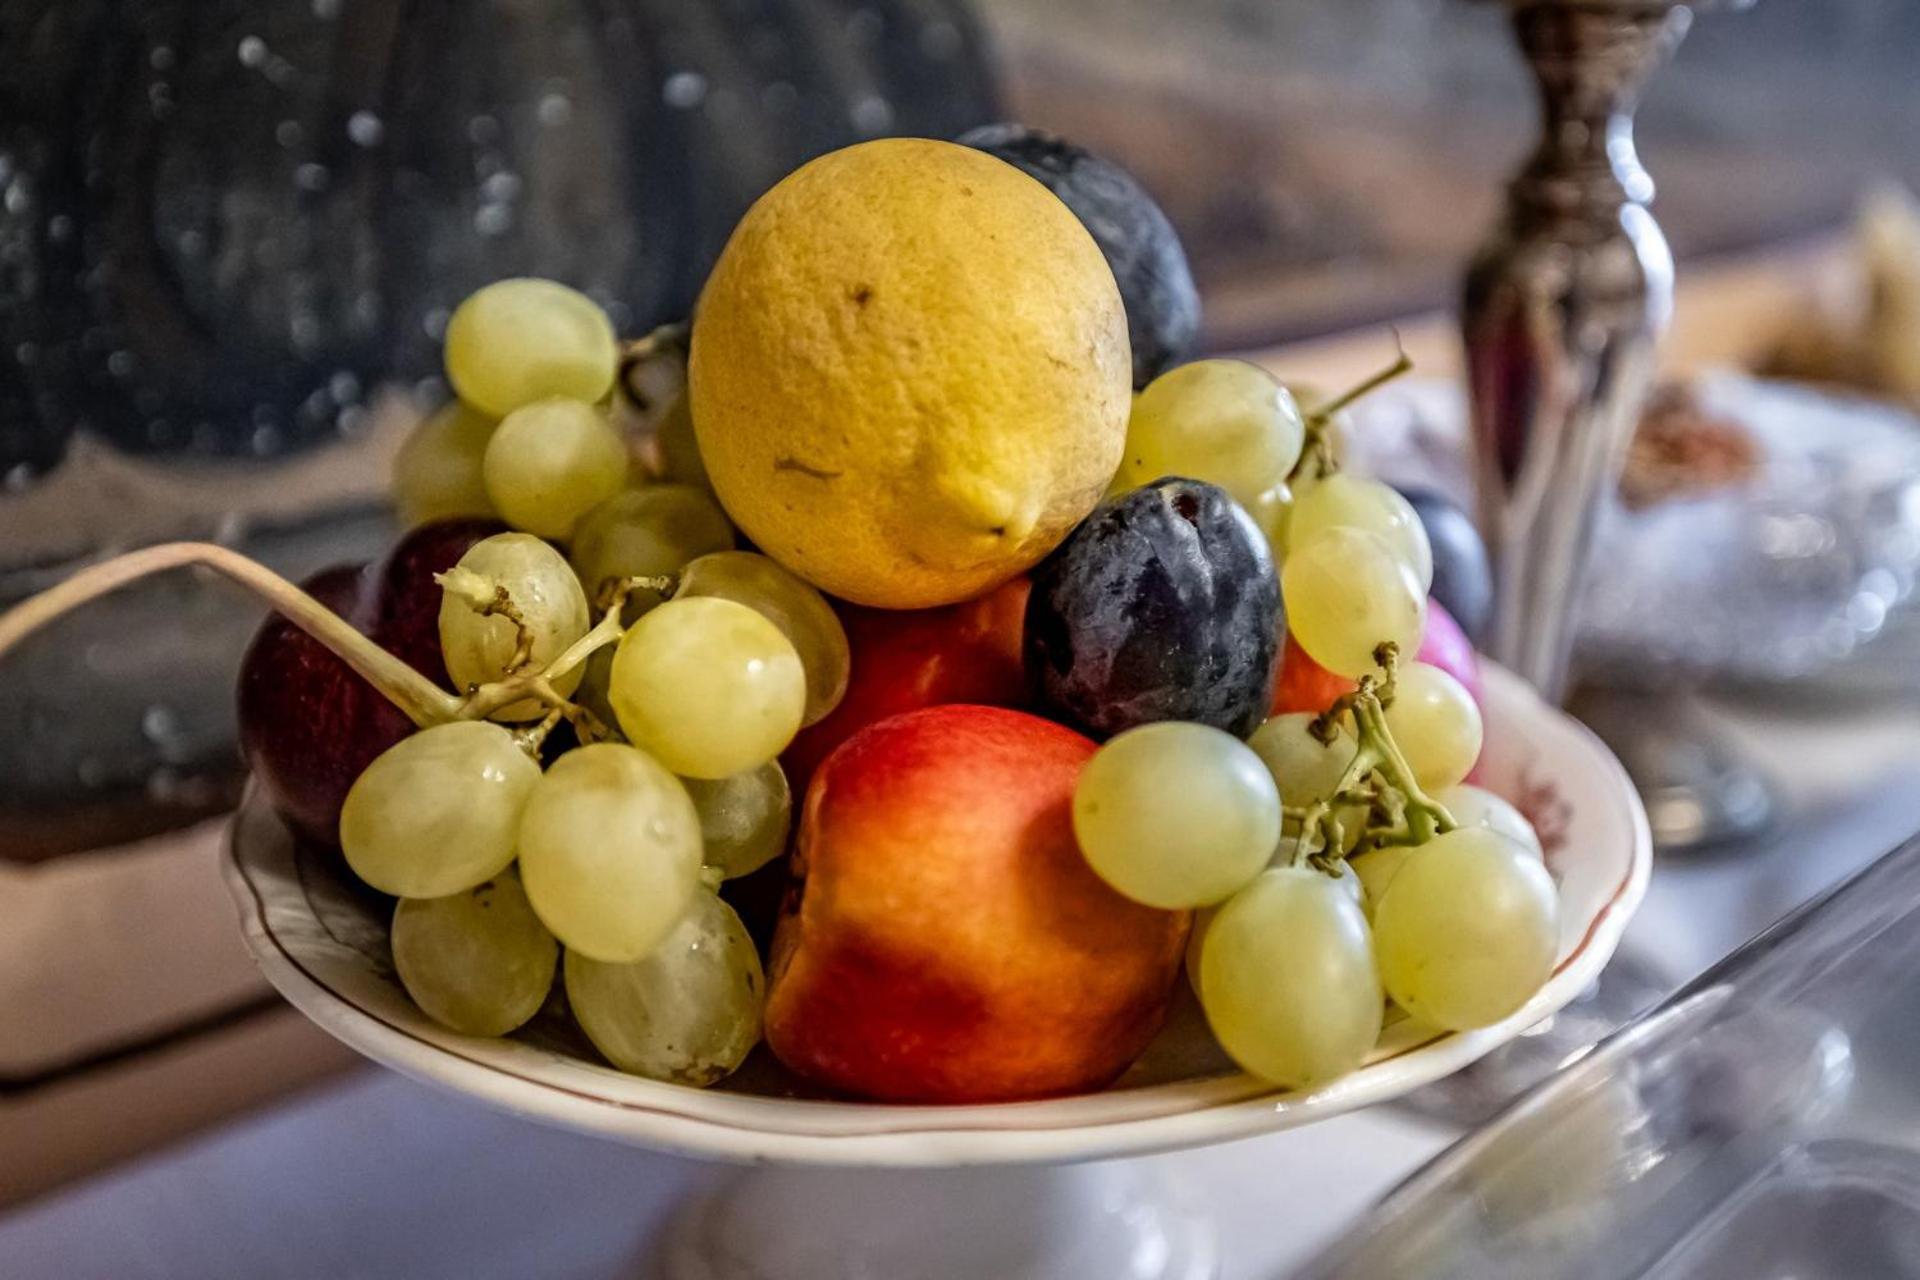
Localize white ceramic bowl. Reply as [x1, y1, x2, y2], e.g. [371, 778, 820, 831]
[224, 663, 1650, 1168]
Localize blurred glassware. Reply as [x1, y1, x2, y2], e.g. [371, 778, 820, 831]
[1290, 827, 1920, 1280]
[1581, 373, 1920, 684]
[1344, 373, 1920, 689]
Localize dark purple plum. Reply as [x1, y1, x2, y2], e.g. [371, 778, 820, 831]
[960, 124, 1199, 388]
[1394, 486, 1493, 644]
[1025, 478, 1279, 739]
[237, 565, 414, 847]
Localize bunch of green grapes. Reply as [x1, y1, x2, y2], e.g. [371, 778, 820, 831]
[345, 279, 856, 1087]
[1073, 351, 1560, 1093]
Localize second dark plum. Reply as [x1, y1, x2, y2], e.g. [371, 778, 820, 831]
[1026, 478, 1279, 739]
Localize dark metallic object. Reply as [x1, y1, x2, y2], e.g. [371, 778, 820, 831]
[1463, 0, 1697, 701]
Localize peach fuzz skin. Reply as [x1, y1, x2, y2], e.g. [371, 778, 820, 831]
[765, 704, 1190, 1104]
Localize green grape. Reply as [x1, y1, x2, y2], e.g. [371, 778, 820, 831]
[1188, 852, 1360, 995]
[569, 485, 735, 613]
[516, 743, 703, 962]
[1117, 359, 1306, 507]
[683, 759, 792, 880]
[608, 597, 806, 780]
[443, 278, 618, 417]
[564, 889, 764, 1085]
[1288, 473, 1434, 592]
[1383, 662, 1483, 792]
[1248, 712, 1353, 808]
[481, 398, 630, 540]
[1281, 526, 1426, 679]
[676, 551, 849, 726]
[437, 533, 590, 719]
[392, 401, 497, 526]
[1348, 842, 1417, 919]
[1199, 865, 1382, 1089]
[1372, 827, 1559, 1030]
[1073, 721, 1281, 909]
[392, 870, 557, 1037]
[1184, 904, 1216, 995]
[1247, 482, 1294, 561]
[656, 393, 712, 492]
[1247, 713, 1369, 850]
[1438, 784, 1544, 859]
[340, 722, 540, 897]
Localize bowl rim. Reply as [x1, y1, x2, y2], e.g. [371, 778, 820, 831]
[223, 662, 1651, 1168]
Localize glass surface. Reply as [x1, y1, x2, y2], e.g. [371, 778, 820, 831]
[1293, 830, 1920, 1279]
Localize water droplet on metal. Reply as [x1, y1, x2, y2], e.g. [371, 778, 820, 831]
[251, 424, 283, 455]
[47, 213, 73, 242]
[663, 71, 708, 110]
[238, 35, 267, 67]
[107, 349, 134, 377]
[347, 110, 384, 147]
[467, 114, 501, 146]
[3, 463, 33, 492]
[77, 756, 109, 789]
[276, 119, 304, 148]
[762, 81, 799, 112]
[142, 704, 182, 745]
[329, 370, 361, 403]
[14, 341, 38, 366]
[850, 95, 893, 136]
[294, 162, 330, 192]
[423, 307, 450, 340]
[312, 0, 341, 18]
[481, 171, 520, 203]
[149, 45, 176, 70]
[474, 204, 511, 236]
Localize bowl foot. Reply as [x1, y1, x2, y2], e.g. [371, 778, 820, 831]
[650, 1160, 1218, 1279]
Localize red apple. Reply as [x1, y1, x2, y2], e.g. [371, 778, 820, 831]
[237, 566, 414, 847]
[765, 704, 1188, 1103]
[781, 577, 1030, 793]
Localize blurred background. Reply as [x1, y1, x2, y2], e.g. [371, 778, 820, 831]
[7, 0, 1920, 1266]
[3, 0, 1917, 855]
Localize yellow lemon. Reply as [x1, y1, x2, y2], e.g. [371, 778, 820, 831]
[689, 138, 1131, 609]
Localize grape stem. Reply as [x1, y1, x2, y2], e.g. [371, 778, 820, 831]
[1290, 336, 1414, 485]
[0, 542, 459, 728]
[1294, 643, 1455, 865]
[0, 542, 645, 740]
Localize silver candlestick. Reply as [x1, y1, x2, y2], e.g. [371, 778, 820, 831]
[1463, 0, 1694, 702]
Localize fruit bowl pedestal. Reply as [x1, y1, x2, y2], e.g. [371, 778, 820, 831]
[223, 662, 1649, 1279]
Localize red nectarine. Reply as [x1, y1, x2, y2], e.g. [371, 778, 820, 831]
[765, 704, 1188, 1103]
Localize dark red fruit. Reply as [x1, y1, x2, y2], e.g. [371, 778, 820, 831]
[371, 518, 505, 686]
[237, 566, 414, 847]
